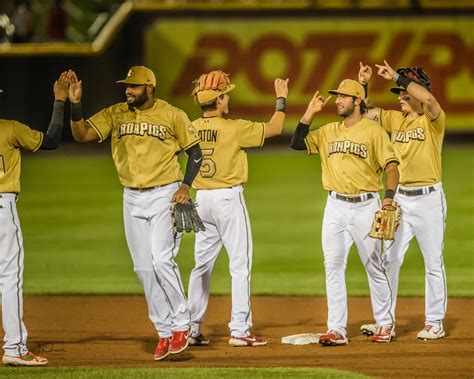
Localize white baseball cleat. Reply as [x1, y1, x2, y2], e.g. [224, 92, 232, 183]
[361, 323, 396, 338]
[417, 323, 446, 340]
[229, 334, 267, 347]
[2, 352, 48, 366]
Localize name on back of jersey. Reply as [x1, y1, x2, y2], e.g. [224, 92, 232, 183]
[394, 128, 425, 143]
[118, 122, 167, 141]
[328, 140, 368, 159]
[198, 129, 218, 143]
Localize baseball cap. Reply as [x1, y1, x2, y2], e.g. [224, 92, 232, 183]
[116, 66, 156, 87]
[328, 79, 365, 101]
[196, 84, 236, 104]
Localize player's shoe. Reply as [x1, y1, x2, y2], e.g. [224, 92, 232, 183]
[2, 352, 48, 366]
[318, 330, 348, 346]
[417, 323, 445, 340]
[229, 334, 267, 347]
[189, 333, 210, 346]
[371, 325, 395, 343]
[154, 337, 171, 361]
[361, 323, 396, 338]
[169, 329, 190, 354]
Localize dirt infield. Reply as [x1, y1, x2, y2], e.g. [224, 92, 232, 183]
[10, 296, 474, 377]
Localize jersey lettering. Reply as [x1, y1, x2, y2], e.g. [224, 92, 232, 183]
[328, 140, 368, 159]
[198, 129, 218, 143]
[394, 128, 426, 143]
[118, 122, 167, 141]
[0, 155, 4, 174]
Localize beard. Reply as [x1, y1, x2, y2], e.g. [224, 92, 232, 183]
[127, 90, 149, 108]
[338, 103, 354, 118]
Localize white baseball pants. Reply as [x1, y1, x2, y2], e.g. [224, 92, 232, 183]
[322, 192, 394, 335]
[0, 193, 29, 357]
[383, 182, 447, 325]
[123, 183, 190, 338]
[188, 186, 253, 337]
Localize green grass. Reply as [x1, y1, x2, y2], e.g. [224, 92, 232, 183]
[0, 367, 370, 378]
[16, 145, 474, 296]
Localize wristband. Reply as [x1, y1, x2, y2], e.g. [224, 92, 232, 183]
[71, 102, 83, 122]
[276, 97, 286, 113]
[384, 189, 396, 199]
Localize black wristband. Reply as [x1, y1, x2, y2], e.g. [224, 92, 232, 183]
[71, 102, 83, 122]
[384, 189, 396, 199]
[362, 83, 368, 98]
[395, 74, 413, 89]
[276, 97, 286, 113]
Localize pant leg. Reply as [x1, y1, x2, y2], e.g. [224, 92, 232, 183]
[188, 190, 223, 335]
[382, 193, 415, 322]
[123, 189, 172, 338]
[0, 196, 28, 356]
[411, 189, 448, 324]
[349, 196, 394, 326]
[212, 188, 253, 337]
[321, 196, 353, 335]
[148, 183, 190, 331]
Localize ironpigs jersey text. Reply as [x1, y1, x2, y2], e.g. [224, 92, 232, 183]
[304, 118, 398, 194]
[0, 120, 43, 193]
[192, 117, 265, 190]
[380, 109, 445, 186]
[87, 99, 200, 188]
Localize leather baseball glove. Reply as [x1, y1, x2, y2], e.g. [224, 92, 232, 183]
[171, 200, 206, 233]
[369, 200, 401, 240]
[192, 70, 230, 97]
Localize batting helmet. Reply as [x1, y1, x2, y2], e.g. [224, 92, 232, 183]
[391, 67, 432, 94]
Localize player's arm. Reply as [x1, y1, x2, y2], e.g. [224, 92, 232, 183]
[171, 144, 203, 204]
[375, 60, 441, 119]
[40, 71, 69, 150]
[264, 78, 289, 138]
[358, 62, 382, 123]
[290, 90, 331, 150]
[67, 70, 100, 142]
[382, 161, 400, 209]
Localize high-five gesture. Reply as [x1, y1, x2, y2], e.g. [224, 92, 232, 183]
[67, 70, 82, 103]
[274, 78, 289, 98]
[358, 62, 373, 85]
[53, 71, 70, 101]
[375, 60, 397, 81]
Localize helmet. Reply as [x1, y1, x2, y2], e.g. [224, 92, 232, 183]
[391, 67, 431, 94]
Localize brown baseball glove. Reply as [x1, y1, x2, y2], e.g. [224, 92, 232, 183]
[368, 200, 401, 240]
[192, 70, 230, 97]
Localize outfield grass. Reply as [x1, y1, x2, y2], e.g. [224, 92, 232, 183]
[17, 145, 474, 296]
[0, 367, 369, 379]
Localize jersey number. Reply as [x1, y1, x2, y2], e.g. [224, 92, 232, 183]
[200, 148, 216, 178]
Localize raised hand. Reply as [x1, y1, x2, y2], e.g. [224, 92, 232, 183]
[274, 78, 289, 98]
[358, 62, 373, 85]
[307, 91, 332, 114]
[375, 60, 397, 81]
[53, 71, 69, 101]
[67, 69, 83, 103]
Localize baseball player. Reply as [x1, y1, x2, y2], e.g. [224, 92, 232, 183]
[291, 79, 400, 345]
[1, 72, 69, 366]
[186, 71, 288, 347]
[358, 61, 447, 340]
[66, 66, 202, 361]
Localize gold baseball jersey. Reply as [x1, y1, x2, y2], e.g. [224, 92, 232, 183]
[191, 117, 265, 190]
[305, 118, 399, 194]
[379, 109, 445, 186]
[0, 120, 43, 193]
[87, 99, 200, 188]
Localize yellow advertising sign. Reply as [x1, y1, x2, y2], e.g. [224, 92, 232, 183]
[146, 18, 473, 130]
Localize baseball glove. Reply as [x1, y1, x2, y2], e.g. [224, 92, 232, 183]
[368, 200, 401, 240]
[171, 200, 206, 234]
[192, 70, 230, 97]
